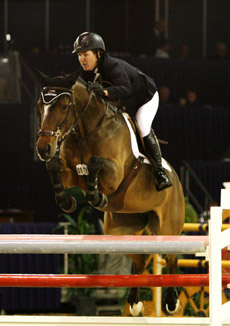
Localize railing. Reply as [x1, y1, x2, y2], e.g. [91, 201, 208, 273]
[180, 160, 215, 215]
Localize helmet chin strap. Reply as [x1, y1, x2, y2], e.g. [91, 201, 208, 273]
[96, 50, 100, 60]
[93, 68, 100, 82]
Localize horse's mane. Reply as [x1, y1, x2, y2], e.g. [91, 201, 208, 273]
[72, 77, 90, 97]
[73, 78, 115, 109]
[37, 68, 121, 115]
[72, 75, 120, 114]
[75, 76, 87, 87]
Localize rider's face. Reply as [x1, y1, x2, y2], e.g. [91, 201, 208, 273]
[78, 50, 98, 71]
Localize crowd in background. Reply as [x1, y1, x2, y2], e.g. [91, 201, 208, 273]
[144, 19, 229, 107]
[4, 18, 229, 109]
[158, 86, 200, 107]
[150, 19, 229, 61]
[10, 17, 229, 62]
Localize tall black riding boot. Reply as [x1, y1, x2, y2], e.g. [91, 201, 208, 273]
[143, 130, 172, 191]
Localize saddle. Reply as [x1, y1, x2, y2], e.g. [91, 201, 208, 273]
[126, 115, 146, 154]
[123, 113, 168, 158]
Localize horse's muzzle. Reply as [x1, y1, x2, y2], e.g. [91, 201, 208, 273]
[36, 143, 52, 161]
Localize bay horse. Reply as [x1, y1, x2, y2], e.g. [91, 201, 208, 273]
[35, 70, 185, 316]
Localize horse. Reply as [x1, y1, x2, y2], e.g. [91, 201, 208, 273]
[35, 70, 185, 316]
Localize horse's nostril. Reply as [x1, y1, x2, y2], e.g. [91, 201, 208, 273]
[46, 144, 51, 155]
[37, 143, 52, 161]
[44, 144, 51, 160]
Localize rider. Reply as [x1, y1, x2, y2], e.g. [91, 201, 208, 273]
[72, 32, 172, 191]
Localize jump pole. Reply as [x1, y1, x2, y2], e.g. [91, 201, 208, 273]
[160, 258, 230, 268]
[183, 223, 230, 232]
[1, 315, 230, 326]
[0, 235, 208, 255]
[0, 273, 230, 288]
[0, 192, 230, 325]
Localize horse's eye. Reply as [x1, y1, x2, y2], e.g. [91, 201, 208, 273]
[61, 105, 68, 111]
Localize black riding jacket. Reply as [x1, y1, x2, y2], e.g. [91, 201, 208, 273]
[79, 54, 157, 117]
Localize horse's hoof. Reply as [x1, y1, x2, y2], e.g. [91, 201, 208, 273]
[166, 299, 182, 315]
[97, 193, 108, 208]
[91, 193, 108, 208]
[61, 195, 77, 213]
[129, 301, 144, 317]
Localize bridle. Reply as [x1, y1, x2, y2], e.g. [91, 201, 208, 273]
[37, 84, 108, 150]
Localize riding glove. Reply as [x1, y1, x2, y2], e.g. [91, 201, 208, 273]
[87, 81, 106, 99]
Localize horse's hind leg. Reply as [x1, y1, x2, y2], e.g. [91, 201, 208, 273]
[127, 254, 146, 316]
[86, 156, 108, 208]
[163, 254, 181, 315]
[104, 212, 148, 317]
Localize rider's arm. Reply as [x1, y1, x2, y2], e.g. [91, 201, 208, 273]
[102, 59, 132, 100]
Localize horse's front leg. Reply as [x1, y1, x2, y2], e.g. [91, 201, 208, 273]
[86, 156, 108, 208]
[46, 156, 77, 213]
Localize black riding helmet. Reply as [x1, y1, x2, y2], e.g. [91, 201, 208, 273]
[72, 32, 105, 53]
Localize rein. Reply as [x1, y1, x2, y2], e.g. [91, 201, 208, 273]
[71, 72, 109, 142]
[71, 90, 107, 141]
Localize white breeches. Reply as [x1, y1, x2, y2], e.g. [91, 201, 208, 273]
[135, 91, 159, 137]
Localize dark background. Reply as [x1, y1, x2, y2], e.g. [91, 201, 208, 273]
[1, 0, 230, 222]
[1, 0, 230, 58]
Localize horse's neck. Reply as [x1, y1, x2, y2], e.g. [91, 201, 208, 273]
[74, 86, 109, 134]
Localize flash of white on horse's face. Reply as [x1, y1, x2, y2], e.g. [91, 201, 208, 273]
[43, 104, 51, 123]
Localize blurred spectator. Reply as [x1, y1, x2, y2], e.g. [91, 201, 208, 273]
[154, 39, 170, 58]
[154, 19, 167, 40]
[145, 19, 167, 56]
[212, 42, 229, 60]
[178, 97, 187, 106]
[177, 43, 190, 59]
[186, 89, 198, 105]
[159, 86, 172, 105]
[179, 89, 199, 106]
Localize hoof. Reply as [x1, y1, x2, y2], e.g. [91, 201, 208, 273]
[129, 301, 144, 317]
[96, 193, 108, 208]
[61, 196, 77, 213]
[166, 299, 182, 315]
[89, 193, 108, 208]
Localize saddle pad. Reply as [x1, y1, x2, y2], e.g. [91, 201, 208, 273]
[122, 113, 172, 172]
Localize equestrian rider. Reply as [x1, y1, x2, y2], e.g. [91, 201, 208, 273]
[72, 32, 172, 191]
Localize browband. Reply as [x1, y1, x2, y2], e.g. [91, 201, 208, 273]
[41, 87, 73, 104]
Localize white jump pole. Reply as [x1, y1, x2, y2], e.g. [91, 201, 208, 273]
[0, 235, 208, 255]
[1, 315, 230, 326]
[0, 315, 230, 326]
[1, 191, 230, 325]
[209, 189, 230, 326]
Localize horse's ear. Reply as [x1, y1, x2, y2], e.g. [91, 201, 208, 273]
[34, 68, 80, 88]
[34, 68, 50, 85]
[65, 70, 80, 87]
